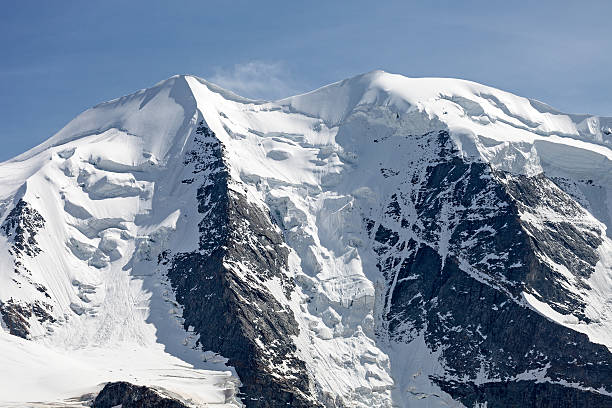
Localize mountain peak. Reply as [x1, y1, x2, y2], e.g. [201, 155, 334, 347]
[280, 70, 612, 148]
[9, 74, 196, 165]
[12, 70, 612, 167]
[1, 69, 612, 407]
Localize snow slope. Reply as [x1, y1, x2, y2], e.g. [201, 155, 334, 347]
[0, 77, 240, 407]
[0, 70, 610, 406]
[280, 71, 612, 228]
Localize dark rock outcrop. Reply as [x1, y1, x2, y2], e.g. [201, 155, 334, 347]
[1, 199, 45, 258]
[0, 299, 55, 339]
[166, 122, 318, 407]
[374, 131, 612, 406]
[93, 382, 188, 408]
[0, 199, 53, 338]
[436, 380, 612, 408]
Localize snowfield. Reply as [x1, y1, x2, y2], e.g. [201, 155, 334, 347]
[0, 70, 610, 406]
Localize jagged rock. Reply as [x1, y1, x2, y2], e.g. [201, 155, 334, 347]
[0, 299, 55, 339]
[1, 199, 45, 258]
[436, 380, 612, 408]
[93, 382, 189, 408]
[167, 123, 318, 408]
[377, 131, 612, 403]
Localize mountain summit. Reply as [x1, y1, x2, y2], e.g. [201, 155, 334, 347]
[1, 72, 611, 407]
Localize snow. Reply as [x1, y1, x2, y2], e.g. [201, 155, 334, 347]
[386, 334, 465, 407]
[11, 76, 197, 164]
[0, 70, 610, 405]
[281, 71, 612, 233]
[0, 331, 237, 407]
[523, 237, 612, 351]
[0, 77, 239, 406]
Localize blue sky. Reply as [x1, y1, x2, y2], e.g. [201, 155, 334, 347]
[1, 1, 611, 161]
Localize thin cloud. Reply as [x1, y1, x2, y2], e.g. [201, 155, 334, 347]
[209, 61, 301, 101]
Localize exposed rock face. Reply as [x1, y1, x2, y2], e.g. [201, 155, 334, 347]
[0, 199, 54, 338]
[167, 125, 612, 406]
[93, 382, 189, 408]
[1, 199, 46, 258]
[166, 123, 317, 407]
[437, 380, 612, 408]
[374, 131, 612, 405]
[0, 298, 55, 339]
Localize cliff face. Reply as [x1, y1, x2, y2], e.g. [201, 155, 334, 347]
[372, 131, 612, 407]
[166, 123, 316, 407]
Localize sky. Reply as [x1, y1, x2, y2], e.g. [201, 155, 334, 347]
[1, 0, 611, 161]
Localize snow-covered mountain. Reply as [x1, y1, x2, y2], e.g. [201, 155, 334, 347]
[1, 71, 611, 407]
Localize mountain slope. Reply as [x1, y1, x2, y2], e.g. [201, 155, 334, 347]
[0, 71, 611, 407]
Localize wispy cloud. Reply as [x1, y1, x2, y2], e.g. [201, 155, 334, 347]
[209, 61, 301, 101]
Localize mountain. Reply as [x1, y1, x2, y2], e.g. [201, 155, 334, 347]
[0, 70, 611, 407]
